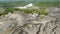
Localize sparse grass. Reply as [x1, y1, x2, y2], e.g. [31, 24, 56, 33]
[14, 8, 48, 15]
[38, 10, 48, 15]
[39, 11, 48, 15]
[0, 7, 48, 16]
[5, 8, 14, 13]
[0, 8, 14, 16]
[14, 8, 35, 14]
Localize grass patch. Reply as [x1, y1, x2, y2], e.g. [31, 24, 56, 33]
[38, 9, 48, 15]
[14, 8, 35, 14]
[0, 8, 14, 16]
[0, 6, 48, 16]
[14, 8, 48, 15]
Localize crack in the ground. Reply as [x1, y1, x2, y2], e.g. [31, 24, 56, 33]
[36, 24, 42, 34]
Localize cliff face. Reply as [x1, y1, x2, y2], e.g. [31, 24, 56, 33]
[0, 10, 59, 34]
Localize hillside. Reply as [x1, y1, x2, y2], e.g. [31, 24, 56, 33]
[0, 0, 60, 34]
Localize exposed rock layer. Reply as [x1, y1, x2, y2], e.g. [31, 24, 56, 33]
[0, 11, 59, 34]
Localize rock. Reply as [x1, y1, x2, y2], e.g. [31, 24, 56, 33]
[27, 13, 38, 20]
[0, 11, 59, 34]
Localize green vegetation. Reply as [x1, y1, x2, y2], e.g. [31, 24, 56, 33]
[0, 7, 48, 16]
[34, 1, 60, 8]
[0, 1, 29, 7]
[5, 8, 14, 13]
[0, 1, 60, 16]
[0, 1, 60, 8]
[0, 6, 48, 16]
[20, 9, 33, 14]
[37, 9, 48, 15]
[14, 8, 48, 15]
[0, 8, 14, 16]
[15, 8, 34, 14]
[38, 10, 48, 15]
[1, 1, 58, 16]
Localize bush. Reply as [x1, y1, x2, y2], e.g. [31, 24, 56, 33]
[14, 8, 20, 11]
[39, 11, 48, 15]
[38, 9, 48, 15]
[5, 8, 14, 13]
[18, 9, 34, 14]
[0, 8, 14, 16]
[14, 8, 48, 15]
[0, 13, 2, 16]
